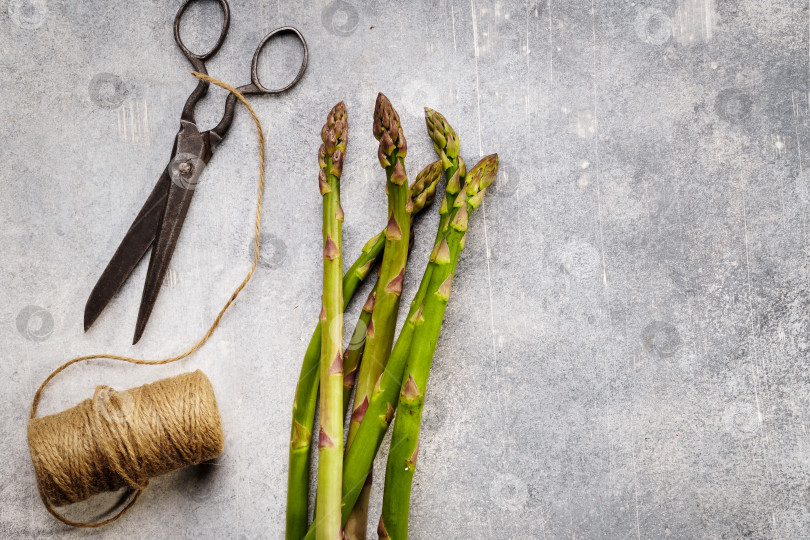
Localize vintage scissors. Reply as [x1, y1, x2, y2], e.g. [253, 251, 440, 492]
[84, 0, 307, 343]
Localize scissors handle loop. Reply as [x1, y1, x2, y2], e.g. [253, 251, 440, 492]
[245, 26, 309, 95]
[173, 0, 230, 63]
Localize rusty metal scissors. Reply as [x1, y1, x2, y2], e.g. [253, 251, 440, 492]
[84, 0, 307, 343]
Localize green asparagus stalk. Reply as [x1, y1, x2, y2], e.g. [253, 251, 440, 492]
[286, 165, 441, 540]
[315, 101, 347, 540]
[379, 154, 499, 539]
[344, 93, 413, 540]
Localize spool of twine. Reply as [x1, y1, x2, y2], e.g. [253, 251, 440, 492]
[28, 370, 224, 508]
[27, 72, 268, 527]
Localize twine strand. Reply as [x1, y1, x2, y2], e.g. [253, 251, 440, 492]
[28, 72, 265, 527]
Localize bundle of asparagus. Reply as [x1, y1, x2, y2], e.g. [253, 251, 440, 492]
[286, 96, 498, 540]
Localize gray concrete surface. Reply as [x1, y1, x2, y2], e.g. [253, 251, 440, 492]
[2, 0, 810, 538]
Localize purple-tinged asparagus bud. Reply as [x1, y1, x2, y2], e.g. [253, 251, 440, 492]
[319, 169, 331, 195]
[379, 132, 395, 156]
[343, 369, 356, 392]
[385, 215, 402, 240]
[363, 292, 376, 313]
[335, 204, 344, 222]
[318, 145, 327, 168]
[366, 319, 375, 338]
[385, 269, 405, 295]
[405, 196, 414, 214]
[373, 116, 383, 140]
[378, 516, 390, 540]
[318, 427, 335, 448]
[385, 402, 395, 423]
[405, 443, 419, 469]
[323, 131, 336, 155]
[377, 145, 391, 168]
[351, 396, 369, 423]
[324, 234, 340, 260]
[321, 101, 347, 156]
[402, 374, 420, 400]
[396, 128, 407, 158]
[374, 94, 407, 170]
[329, 351, 343, 375]
[331, 149, 344, 178]
[390, 160, 407, 185]
[436, 274, 453, 301]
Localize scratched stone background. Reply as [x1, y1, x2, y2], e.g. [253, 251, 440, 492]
[2, 0, 810, 538]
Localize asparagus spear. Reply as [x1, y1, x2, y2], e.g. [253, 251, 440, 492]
[344, 94, 413, 540]
[315, 101, 347, 540]
[286, 164, 440, 539]
[379, 154, 499, 539]
[348, 93, 412, 447]
[341, 109, 465, 538]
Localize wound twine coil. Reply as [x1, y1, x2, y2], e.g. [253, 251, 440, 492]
[28, 371, 224, 505]
[28, 72, 265, 528]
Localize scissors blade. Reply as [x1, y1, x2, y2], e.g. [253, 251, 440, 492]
[83, 167, 171, 331]
[132, 120, 206, 344]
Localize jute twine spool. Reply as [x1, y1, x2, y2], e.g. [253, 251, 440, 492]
[28, 370, 224, 506]
[27, 73, 267, 527]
